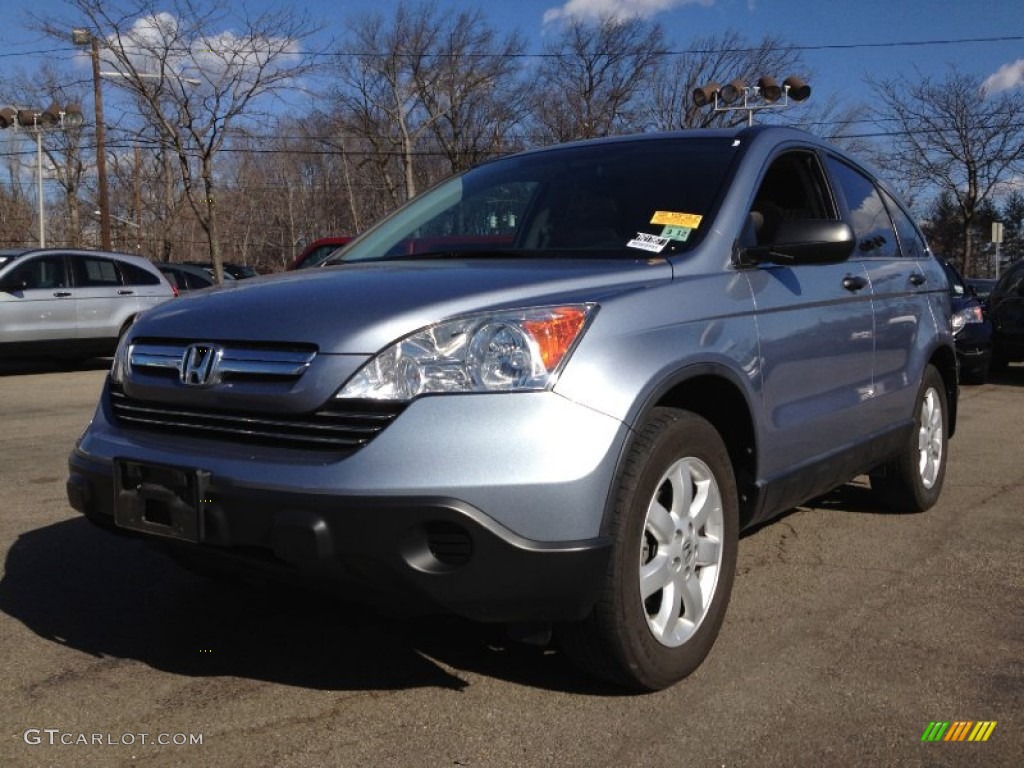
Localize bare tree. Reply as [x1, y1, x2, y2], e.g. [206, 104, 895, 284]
[530, 15, 664, 143]
[0, 142, 34, 247]
[869, 68, 1024, 275]
[412, 7, 527, 172]
[332, 1, 525, 206]
[647, 31, 806, 130]
[40, 0, 323, 281]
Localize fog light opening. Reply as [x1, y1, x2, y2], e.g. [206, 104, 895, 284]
[424, 521, 473, 567]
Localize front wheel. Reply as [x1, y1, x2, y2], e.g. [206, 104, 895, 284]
[559, 408, 738, 691]
[871, 364, 948, 512]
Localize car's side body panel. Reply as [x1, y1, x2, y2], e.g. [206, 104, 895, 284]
[0, 249, 174, 358]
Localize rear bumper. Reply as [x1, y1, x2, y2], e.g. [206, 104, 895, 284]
[67, 450, 613, 624]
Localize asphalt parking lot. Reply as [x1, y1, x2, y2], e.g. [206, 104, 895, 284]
[1, 361, 1021, 767]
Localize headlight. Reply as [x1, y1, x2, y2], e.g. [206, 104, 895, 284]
[110, 333, 132, 386]
[336, 304, 596, 401]
[950, 305, 983, 335]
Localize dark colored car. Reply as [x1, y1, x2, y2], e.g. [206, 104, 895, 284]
[68, 127, 957, 691]
[184, 261, 259, 279]
[288, 237, 354, 270]
[153, 262, 225, 293]
[940, 259, 993, 383]
[987, 259, 1024, 371]
[965, 277, 997, 307]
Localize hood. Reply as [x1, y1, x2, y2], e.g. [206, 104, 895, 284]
[130, 258, 672, 354]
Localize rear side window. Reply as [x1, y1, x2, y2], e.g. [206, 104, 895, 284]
[74, 257, 121, 287]
[826, 157, 898, 259]
[5, 255, 69, 290]
[118, 261, 161, 286]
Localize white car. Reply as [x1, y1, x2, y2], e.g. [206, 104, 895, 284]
[0, 248, 175, 359]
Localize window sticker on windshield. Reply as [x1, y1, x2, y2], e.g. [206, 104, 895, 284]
[661, 225, 692, 242]
[627, 232, 671, 253]
[651, 211, 702, 228]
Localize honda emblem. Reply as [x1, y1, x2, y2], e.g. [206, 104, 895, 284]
[180, 343, 223, 386]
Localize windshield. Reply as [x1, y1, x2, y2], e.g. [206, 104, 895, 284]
[331, 137, 739, 264]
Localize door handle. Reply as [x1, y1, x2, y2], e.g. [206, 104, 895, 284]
[118, 289, 135, 295]
[842, 275, 868, 292]
[53, 291, 72, 297]
[909, 273, 926, 286]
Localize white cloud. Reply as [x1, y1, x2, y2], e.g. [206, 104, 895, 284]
[102, 14, 301, 90]
[983, 59, 1024, 94]
[543, 0, 714, 26]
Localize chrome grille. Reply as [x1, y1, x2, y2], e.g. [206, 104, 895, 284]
[109, 390, 405, 451]
[129, 340, 316, 381]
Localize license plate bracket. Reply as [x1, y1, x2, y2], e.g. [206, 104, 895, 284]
[113, 459, 209, 543]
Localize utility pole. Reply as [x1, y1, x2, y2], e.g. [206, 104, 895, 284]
[73, 29, 111, 249]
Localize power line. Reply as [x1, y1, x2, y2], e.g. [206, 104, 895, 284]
[2, 34, 1023, 60]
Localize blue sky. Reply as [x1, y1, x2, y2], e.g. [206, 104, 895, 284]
[5, 0, 1023, 95]
[2, 0, 1023, 130]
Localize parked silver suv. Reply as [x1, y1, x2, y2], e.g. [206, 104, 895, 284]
[68, 127, 957, 690]
[0, 248, 174, 359]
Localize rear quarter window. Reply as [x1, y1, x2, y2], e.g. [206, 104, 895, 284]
[881, 189, 929, 260]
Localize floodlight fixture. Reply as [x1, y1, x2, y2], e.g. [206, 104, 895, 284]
[783, 76, 811, 102]
[41, 102, 63, 126]
[0, 106, 16, 129]
[62, 103, 85, 128]
[720, 79, 746, 105]
[757, 76, 783, 103]
[17, 108, 42, 127]
[692, 81, 720, 108]
[692, 74, 810, 125]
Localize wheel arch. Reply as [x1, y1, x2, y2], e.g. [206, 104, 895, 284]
[118, 314, 137, 339]
[605, 364, 760, 533]
[929, 343, 958, 438]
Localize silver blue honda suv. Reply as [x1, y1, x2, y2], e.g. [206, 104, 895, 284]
[68, 127, 957, 690]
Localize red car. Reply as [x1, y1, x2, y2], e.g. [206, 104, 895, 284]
[287, 237, 353, 270]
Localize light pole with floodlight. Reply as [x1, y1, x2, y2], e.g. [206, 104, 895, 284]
[693, 76, 811, 126]
[0, 103, 84, 247]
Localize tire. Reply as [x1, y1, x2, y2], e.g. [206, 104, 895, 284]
[871, 364, 948, 512]
[559, 408, 738, 691]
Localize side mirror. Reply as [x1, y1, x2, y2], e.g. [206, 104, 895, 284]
[742, 220, 855, 266]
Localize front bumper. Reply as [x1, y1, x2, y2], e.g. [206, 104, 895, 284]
[67, 384, 626, 622]
[954, 342, 992, 379]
